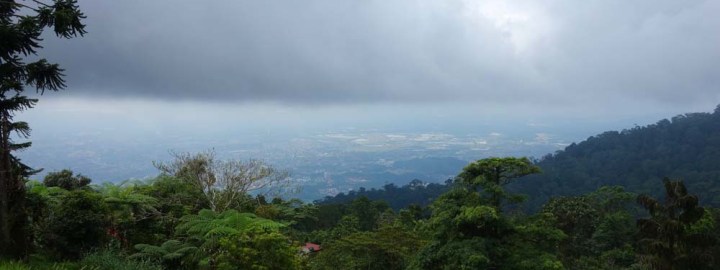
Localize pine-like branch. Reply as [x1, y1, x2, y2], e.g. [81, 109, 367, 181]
[25, 59, 66, 93]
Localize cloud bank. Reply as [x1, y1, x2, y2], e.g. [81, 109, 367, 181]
[39, 0, 720, 107]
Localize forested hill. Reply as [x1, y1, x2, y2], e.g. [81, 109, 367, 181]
[514, 105, 720, 209]
[316, 179, 452, 210]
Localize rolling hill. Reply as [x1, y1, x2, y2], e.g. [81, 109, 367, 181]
[513, 105, 720, 210]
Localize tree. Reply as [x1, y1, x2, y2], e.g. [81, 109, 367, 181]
[175, 210, 284, 251]
[41, 189, 109, 260]
[155, 150, 292, 212]
[216, 231, 300, 270]
[455, 157, 541, 242]
[43, 169, 91, 190]
[131, 240, 199, 270]
[137, 175, 208, 238]
[98, 181, 160, 247]
[310, 226, 424, 270]
[542, 196, 599, 261]
[172, 209, 287, 268]
[541, 186, 639, 268]
[636, 178, 716, 269]
[412, 157, 550, 269]
[458, 157, 541, 211]
[0, 0, 86, 258]
[349, 196, 388, 231]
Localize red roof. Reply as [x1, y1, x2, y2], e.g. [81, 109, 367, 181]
[303, 242, 321, 252]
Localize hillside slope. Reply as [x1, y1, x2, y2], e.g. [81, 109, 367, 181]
[513, 105, 720, 209]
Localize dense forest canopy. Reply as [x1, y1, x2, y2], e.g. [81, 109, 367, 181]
[316, 179, 452, 211]
[512, 105, 720, 210]
[3, 152, 720, 269]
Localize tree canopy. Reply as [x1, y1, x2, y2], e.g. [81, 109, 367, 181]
[0, 0, 86, 259]
[514, 108, 720, 210]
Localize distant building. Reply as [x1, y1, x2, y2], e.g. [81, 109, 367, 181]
[302, 242, 322, 253]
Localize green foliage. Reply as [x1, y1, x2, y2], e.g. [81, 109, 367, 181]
[216, 232, 299, 270]
[458, 157, 541, 210]
[305, 215, 361, 244]
[686, 208, 716, 235]
[516, 109, 720, 210]
[586, 186, 637, 214]
[27, 181, 66, 199]
[0, 261, 31, 270]
[410, 238, 491, 270]
[318, 179, 452, 211]
[504, 213, 566, 270]
[396, 204, 425, 230]
[25, 181, 67, 240]
[42, 170, 91, 191]
[255, 198, 319, 230]
[349, 196, 389, 231]
[177, 209, 284, 239]
[0, 0, 87, 258]
[97, 181, 160, 247]
[425, 188, 472, 237]
[39, 190, 109, 260]
[455, 205, 499, 229]
[542, 186, 638, 269]
[79, 250, 160, 270]
[131, 240, 198, 269]
[592, 211, 636, 252]
[311, 226, 424, 270]
[154, 150, 293, 212]
[542, 196, 600, 260]
[460, 157, 541, 188]
[311, 203, 346, 230]
[636, 178, 717, 269]
[0, 259, 76, 270]
[17, 162, 720, 270]
[571, 245, 638, 270]
[10, 125, 720, 270]
[173, 209, 286, 267]
[137, 175, 208, 240]
[298, 195, 398, 243]
[412, 157, 546, 269]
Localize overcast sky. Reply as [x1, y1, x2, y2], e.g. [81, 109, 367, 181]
[37, 0, 718, 106]
[19, 0, 720, 138]
[15, 0, 720, 181]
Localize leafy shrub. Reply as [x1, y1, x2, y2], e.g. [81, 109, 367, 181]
[0, 259, 77, 270]
[79, 250, 160, 270]
[43, 170, 92, 191]
[216, 232, 300, 270]
[41, 190, 110, 259]
[130, 240, 199, 269]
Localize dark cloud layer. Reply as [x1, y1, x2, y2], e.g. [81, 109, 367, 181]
[41, 0, 720, 106]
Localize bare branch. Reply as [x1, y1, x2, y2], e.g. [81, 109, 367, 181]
[155, 150, 294, 212]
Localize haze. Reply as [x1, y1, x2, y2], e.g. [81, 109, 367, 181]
[16, 0, 720, 198]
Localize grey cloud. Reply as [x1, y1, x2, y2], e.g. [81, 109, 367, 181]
[39, 0, 720, 106]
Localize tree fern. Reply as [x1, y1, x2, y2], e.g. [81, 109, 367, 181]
[636, 178, 716, 269]
[176, 209, 285, 240]
[97, 181, 159, 221]
[131, 240, 199, 269]
[171, 209, 286, 268]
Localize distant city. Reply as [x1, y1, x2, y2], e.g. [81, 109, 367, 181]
[20, 129, 570, 200]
